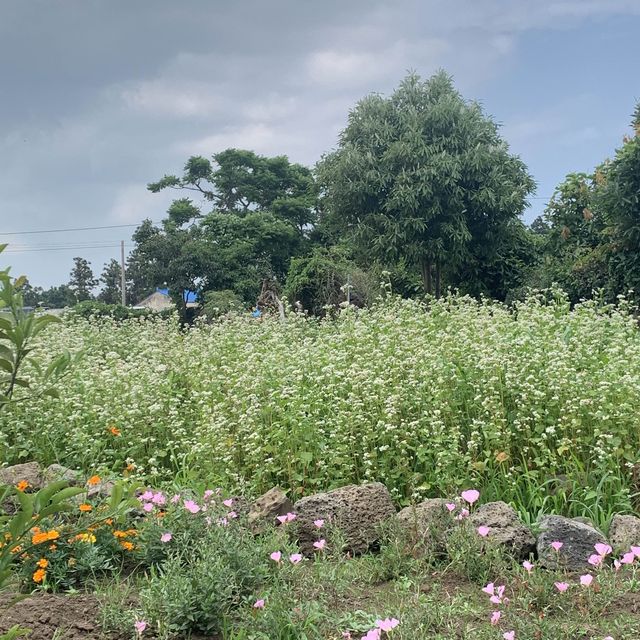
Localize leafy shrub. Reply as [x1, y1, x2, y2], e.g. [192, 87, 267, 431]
[201, 289, 245, 320]
[69, 301, 151, 321]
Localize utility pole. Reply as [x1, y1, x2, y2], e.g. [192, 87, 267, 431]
[120, 240, 126, 306]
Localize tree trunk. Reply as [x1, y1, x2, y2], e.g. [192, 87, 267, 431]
[434, 260, 442, 299]
[420, 259, 433, 295]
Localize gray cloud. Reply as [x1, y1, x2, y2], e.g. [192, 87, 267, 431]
[1, 0, 638, 286]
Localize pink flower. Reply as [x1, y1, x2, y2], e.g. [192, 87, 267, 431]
[184, 500, 200, 514]
[445, 503, 456, 512]
[160, 532, 172, 543]
[140, 491, 153, 501]
[550, 541, 563, 552]
[594, 543, 612, 556]
[522, 560, 534, 572]
[361, 630, 381, 640]
[460, 489, 480, 505]
[253, 599, 265, 609]
[276, 515, 288, 524]
[289, 553, 303, 564]
[554, 582, 569, 593]
[580, 574, 593, 587]
[375, 618, 399, 632]
[621, 551, 635, 565]
[313, 539, 326, 550]
[342, 633, 352, 639]
[314, 519, 325, 528]
[482, 582, 495, 596]
[632, 546, 640, 558]
[277, 512, 297, 524]
[142, 502, 154, 513]
[503, 632, 515, 640]
[614, 559, 622, 571]
[456, 508, 470, 520]
[490, 611, 501, 626]
[223, 498, 233, 508]
[477, 526, 490, 537]
[228, 511, 238, 519]
[203, 489, 214, 500]
[134, 620, 147, 634]
[588, 554, 604, 567]
[151, 492, 166, 505]
[270, 551, 282, 563]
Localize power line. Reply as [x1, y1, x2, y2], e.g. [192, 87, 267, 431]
[4, 243, 133, 254]
[0, 221, 161, 236]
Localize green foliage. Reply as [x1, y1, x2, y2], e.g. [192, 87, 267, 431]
[317, 71, 535, 296]
[284, 246, 379, 315]
[68, 256, 97, 303]
[97, 259, 123, 305]
[70, 300, 150, 321]
[202, 290, 245, 319]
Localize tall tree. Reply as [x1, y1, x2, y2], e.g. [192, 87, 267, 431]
[597, 103, 640, 295]
[68, 257, 97, 302]
[98, 259, 122, 305]
[317, 71, 535, 296]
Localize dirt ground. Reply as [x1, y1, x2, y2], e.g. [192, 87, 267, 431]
[0, 593, 124, 640]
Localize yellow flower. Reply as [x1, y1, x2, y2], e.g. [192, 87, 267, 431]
[73, 533, 96, 544]
[87, 475, 101, 486]
[16, 480, 30, 492]
[79, 504, 92, 513]
[113, 530, 128, 539]
[37, 558, 49, 569]
[33, 568, 46, 583]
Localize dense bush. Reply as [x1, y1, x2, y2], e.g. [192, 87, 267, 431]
[2, 293, 640, 521]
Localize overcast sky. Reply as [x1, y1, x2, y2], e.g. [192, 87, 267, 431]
[1, 0, 639, 289]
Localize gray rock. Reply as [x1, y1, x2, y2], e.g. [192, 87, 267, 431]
[609, 514, 640, 553]
[43, 464, 80, 485]
[0, 462, 44, 490]
[396, 498, 451, 546]
[248, 487, 293, 532]
[293, 482, 396, 556]
[87, 480, 115, 500]
[470, 501, 535, 560]
[537, 515, 608, 570]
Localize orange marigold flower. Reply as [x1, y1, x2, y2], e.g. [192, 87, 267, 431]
[79, 504, 92, 513]
[120, 541, 134, 551]
[113, 530, 128, 539]
[32, 530, 59, 545]
[109, 426, 121, 436]
[11, 545, 22, 554]
[87, 475, 101, 486]
[33, 568, 46, 583]
[37, 558, 49, 569]
[16, 480, 30, 491]
[105, 518, 113, 526]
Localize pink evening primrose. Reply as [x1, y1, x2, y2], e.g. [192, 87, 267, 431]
[445, 503, 457, 512]
[490, 585, 506, 605]
[490, 611, 502, 626]
[228, 511, 238, 519]
[375, 618, 400, 632]
[482, 582, 495, 596]
[134, 620, 147, 634]
[289, 553, 303, 564]
[550, 541, 563, 552]
[621, 551, 636, 565]
[160, 532, 172, 543]
[313, 539, 326, 550]
[361, 629, 381, 640]
[477, 526, 490, 537]
[580, 574, 593, 587]
[588, 554, 604, 567]
[223, 498, 234, 508]
[594, 543, 612, 556]
[555, 582, 569, 593]
[184, 500, 200, 514]
[253, 599, 265, 609]
[314, 519, 325, 528]
[456, 508, 470, 520]
[632, 546, 640, 558]
[522, 560, 534, 572]
[503, 632, 515, 640]
[460, 489, 480, 505]
[614, 559, 622, 571]
[270, 551, 282, 563]
[203, 489, 214, 500]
